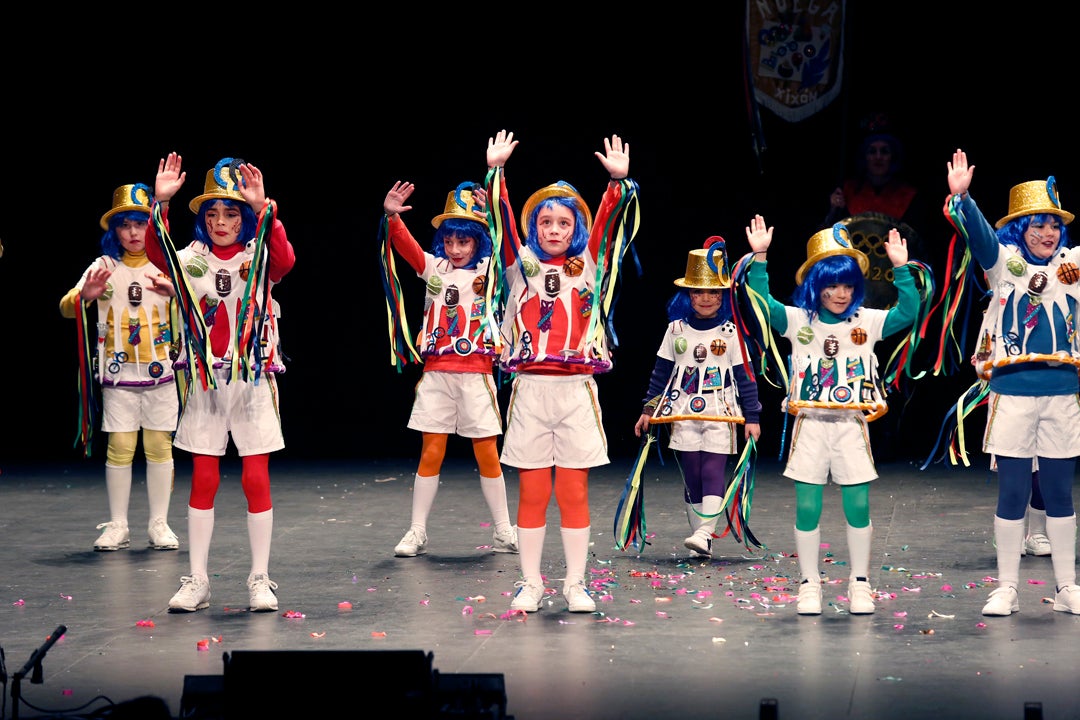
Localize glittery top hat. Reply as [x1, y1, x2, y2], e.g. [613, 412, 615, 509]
[674, 237, 731, 289]
[995, 177, 1074, 229]
[100, 183, 153, 230]
[795, 223, 870, 285]
[520, 181, 593, 234]
[431, 181, 486, 229]
[189, 158, 247, 214]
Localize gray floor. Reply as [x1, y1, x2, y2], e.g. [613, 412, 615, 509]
[1, 454, 1078, 720]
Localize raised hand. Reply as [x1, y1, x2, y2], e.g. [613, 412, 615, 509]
[744, 214, 774, 254]
[384, 181, 415, 216]
[487, 129, 518, 168]
[947, 148, 974, 196]
[155, 152, 186, 203]
[595, 134, 629, 180]
[884, 227, 909, 267]
[236, 163, 267, 209]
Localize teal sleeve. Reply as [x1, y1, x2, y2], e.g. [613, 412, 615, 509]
[746, 260, 789, 334]
[882, 265, 919, 336]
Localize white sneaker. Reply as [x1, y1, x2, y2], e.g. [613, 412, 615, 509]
[94, 521, 130, 551]
[563, 581, 596, 613]
[982, 586, 1019, 616]
[797, 580, 823, 615]
[1023, 533, 1052, 557]
[247, 573, 279, 612]
[848, 579, 876, 615]
[148, 518, 179, 550]
[169, 576, 210, 612]
[394, 529, 427, 557]
[510, 581, 547, 613]
[493, 526, 519, 553]
[1053, 584, 1080, 614]
[684, 529, 712, 558]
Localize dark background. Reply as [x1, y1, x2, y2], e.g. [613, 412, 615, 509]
[3, 4, 1075, 470]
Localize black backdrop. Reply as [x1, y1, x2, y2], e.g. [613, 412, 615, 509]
[3, 4, 1075, 468]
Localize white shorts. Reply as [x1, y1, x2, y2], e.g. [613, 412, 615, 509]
[501, 373, 609, 470]
[174, 370, 284, 456]
[782, 411, 877, 486]
[101, 383, 179, 433]
[407, 371, 502, 437]
[667, 419, 737, 454]
[984, 393, 1080, 458]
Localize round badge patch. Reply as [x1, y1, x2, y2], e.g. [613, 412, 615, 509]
[453, 337, 473, 356]
[148, 361, 164, 378]
[831, 385, 852, 403]
[796, 326, 814, 345]
[689, 395, 707, 413]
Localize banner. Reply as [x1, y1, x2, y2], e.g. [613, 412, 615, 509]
[745, 0, 846, 122]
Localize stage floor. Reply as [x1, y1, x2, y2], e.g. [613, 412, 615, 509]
[1, 454, 1078, 720]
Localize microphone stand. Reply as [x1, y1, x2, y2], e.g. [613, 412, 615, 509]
[11, 625, 66, 720]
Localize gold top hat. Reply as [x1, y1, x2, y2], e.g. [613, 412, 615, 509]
[431, 182, 486, 229]
[995, 177, 1074, 228]
[674, 238, 731, 289]
[520, 181, 592, 235]
[795, 223, 870, 285]
[100, 183, 152, 230]
[189, 158, 247, 214]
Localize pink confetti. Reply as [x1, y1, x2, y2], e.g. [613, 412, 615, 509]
[197, 639, 210, 652]
[371, 631, 387, 638]
[367, 587, 377, 592]
[656, 611, 668, 618]
[59, 594, 72, 601]
[976, 622, 987, 628]
[474, 629, 492, 636]
[480, 522, 492, 528]
[462, 606, 474, 616]
[630, 599, 642, 604]
[1026, 579, 1046, 585]
[283, 610, 305, 618]
[893, 624, 904, 630]
[136, 619, 156, 628]
[901, 586, 922, 593]
[893, 611, 907, 618]
[311, 632, 326, 638]
[62, 689, 73, 696]
[337, 602, 353, 610]
[941, 584, 953, 592]
[600, 594, 614, 602]
[420, 599, 430, 606]
[12, 599, 24, 606]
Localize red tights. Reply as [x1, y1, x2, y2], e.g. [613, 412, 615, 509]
[189, 453, 272, 513]
[517, 466, 589, 529]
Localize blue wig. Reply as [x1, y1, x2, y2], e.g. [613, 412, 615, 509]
[792, 254, 865, 321]
[193, 198, 259, 247]
[996, 213, 1072, 265]
[100, 210, 151, 260]
[431, 217, 492, 270]
[525, 196, 589, 261]
[666, 288, 733, 324]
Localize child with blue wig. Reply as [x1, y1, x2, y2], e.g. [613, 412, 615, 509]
[947, 149, 1080, 617]
[381, 180, 517, 559]
[744, 215, 918, 617]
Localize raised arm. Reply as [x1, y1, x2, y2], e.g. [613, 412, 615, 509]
[155, 152, 186, 204]
[744, 214, 774, 257]
[236, 162, 268, 211]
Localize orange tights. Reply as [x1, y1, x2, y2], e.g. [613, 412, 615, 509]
[417, 433, 500, 478]
[517, 466, 589, 529]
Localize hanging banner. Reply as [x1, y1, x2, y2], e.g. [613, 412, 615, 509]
[745, 0, 846, 123]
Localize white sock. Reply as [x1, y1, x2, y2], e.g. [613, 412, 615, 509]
[187, 506, 214, 582]
[145, 460, 174, 525]
[794, 527, 821, 584]
[517, 526, 546, 585]
[104, 464, 132, 525]
[1045, 514, 1077, 589]
[408, 474, 440, 533]
[993, 516, 1025, 589]
[247, 509, 274, 577]
[560, 526, 592, 588]
[846, 523, 873, 580]
[480, 475, 513, 533]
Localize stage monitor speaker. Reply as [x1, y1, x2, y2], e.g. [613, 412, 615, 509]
[222, 649, 434, 718]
